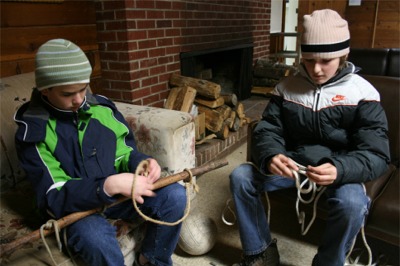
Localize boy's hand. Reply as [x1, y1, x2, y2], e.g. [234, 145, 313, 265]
[268, 154, 299, 178]
[143, 158, 161, 184]
[306, 163, 337, 186]
[103, 173, 156, 204]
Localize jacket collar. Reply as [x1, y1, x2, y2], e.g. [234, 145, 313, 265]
[16, 89, 98, 142]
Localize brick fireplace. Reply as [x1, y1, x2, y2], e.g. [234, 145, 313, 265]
[94, 0, 271, 107]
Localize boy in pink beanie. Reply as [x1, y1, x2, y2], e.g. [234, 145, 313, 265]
[229, 9, 390, 266]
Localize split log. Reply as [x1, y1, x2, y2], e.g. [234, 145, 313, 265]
[165, 86, 196, 113]
[231, 116, 241, 132]
[227, 110, 236, 129]
[194, 112, 206, 141]
[194, 96, 224, 109]
[0, 159, 229, 258]
[235, 102, 245, 119]
[170, 73, 221, 100]
[216, 105, 232, 120]
[197, 105, 225, 133]
[216, 122, 230, 140]
[221, 93, 238, 108]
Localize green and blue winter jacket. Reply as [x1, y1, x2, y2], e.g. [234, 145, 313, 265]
[14, 89, 149, 218]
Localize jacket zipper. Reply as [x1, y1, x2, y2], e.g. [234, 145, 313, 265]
[313, 87, 323, 138]
[75, 112, 90, 177]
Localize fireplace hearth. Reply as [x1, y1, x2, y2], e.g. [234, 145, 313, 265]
[180, 44, 254, 101]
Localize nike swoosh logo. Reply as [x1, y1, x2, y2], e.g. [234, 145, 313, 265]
[332, 95, 346, 102]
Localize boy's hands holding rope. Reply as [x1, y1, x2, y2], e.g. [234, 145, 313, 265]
[103, 158, 162, 204]
[267, 154, 337, 185]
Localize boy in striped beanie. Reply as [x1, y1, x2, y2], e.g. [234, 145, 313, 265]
[15, 39, 186, 266]
[230, 9, 389, 266]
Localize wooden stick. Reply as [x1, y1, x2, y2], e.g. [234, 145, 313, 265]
[0, 159, 228, 258]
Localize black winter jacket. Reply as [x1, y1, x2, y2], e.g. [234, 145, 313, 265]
[251, 62, 390, 185]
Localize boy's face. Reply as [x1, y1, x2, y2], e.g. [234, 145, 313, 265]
[41, 83, 88, 112]
[302, 57, 341, 85]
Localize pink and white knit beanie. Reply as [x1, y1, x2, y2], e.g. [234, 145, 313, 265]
[301, 9, 350, 59]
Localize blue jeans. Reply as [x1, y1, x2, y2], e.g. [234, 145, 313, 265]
[229, 163, 370, 266]
[65, 183, 186, 266]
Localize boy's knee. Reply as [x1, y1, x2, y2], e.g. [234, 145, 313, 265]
[230, 164, 252, 183]
[164, 183, 187, 210]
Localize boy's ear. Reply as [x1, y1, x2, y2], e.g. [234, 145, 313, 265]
[40, 89, 49, 96]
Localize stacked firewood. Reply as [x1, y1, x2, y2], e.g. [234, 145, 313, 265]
[166, 73, 249, 141]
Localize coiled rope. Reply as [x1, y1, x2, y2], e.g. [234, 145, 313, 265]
[131, 160, 198, 226]
[292, 162, 326, 236]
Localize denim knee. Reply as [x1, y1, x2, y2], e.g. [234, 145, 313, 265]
[67, 214, 124, 265]
[165, 183, 187, 211]
[229, 164, 255, 194]
[154, 183, 187, 219]
[327, 184, 369, 222]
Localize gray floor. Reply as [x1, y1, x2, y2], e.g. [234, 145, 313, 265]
[172, 142, 320, 266]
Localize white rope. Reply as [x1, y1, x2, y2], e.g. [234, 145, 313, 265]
[345, 184, 373, 266]
[40, 219, 62, 266]
[221, 162, 259, 226]
[221, 198, 236, 225]
[292, 166, 326, 236]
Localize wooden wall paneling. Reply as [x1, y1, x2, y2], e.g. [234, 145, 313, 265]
[1, 1, 96, 27]
[0, 0, 100, 79]
[374, 0, 400, 48]
[0, 51, 101, 80]
[1, 26, 98, 61]
[0, 59, 36, 78]
[346, 0, 400, 48]
[346, 1, 376, 48]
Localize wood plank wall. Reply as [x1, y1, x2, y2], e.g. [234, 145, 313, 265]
[297, 0, 399, 48]
[346, 0, 400, 48]
[0, 0, 101, 88]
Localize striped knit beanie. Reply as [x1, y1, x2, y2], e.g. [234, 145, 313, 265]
[35, 39, 92, 91]
[301, 9, 350, 59]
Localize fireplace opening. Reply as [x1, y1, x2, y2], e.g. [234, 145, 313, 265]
[180, 44, 254, 100]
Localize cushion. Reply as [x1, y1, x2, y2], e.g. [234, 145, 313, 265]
[349, 48, 390, 76]
[0, 72, 36, 190]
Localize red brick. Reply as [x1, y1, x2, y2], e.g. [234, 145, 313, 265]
[142, 93, 160, 106]
[138, 39, 157, 50]
[123, 30, 147, 41]
[130, 69, 149, 80]
[156, 20, 172, 28]
[130, 87, 151, 99]
[125, 10, 146, 19]
[136, 0, 155, 9]
[141, 76, 158, 87]
[149, 65, 166, 76]
[150, 83, 167, 94]
[155, 1, 172, 9]
[148, 29, 165, 39]
[147, 10, 164, 19]
[140, 58, 158, 69]
[137, 20, 156, 29]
